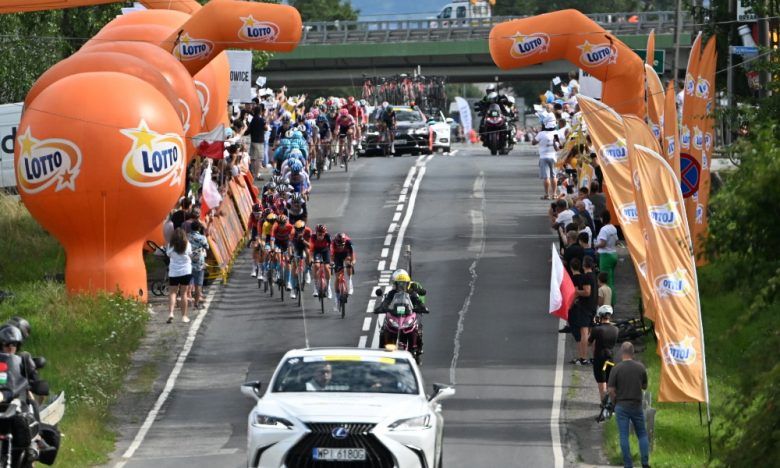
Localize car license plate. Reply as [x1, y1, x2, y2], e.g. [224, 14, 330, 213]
[313, 448, 367, 461]
[395, 139, 406, 145]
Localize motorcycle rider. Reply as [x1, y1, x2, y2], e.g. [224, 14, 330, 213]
[374, 270, 429, 353]
[476, 86, 514, 148]
[2, 320, 47, 402]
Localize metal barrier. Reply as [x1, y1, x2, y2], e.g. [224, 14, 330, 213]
[301, 11, 691, 45]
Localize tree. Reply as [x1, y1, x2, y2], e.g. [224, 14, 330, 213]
[290, 0, 359, 22]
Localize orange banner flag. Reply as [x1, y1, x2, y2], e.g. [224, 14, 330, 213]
[628, 140, 709, 403]
[578, 96, 656, 321]
[646, 64, 665, 145]
[692, 37, 717, 265]
[679, 32, 702, 229]
[663, 80, 681, 182]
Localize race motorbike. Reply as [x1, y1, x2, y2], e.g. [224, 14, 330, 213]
[476, 101, 514, 156]
[0, 354, 62, 468]
[374, 289, 424, 364]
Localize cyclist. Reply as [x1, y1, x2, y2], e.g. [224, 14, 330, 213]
[288, 192, 308, 225]
[335, 108, 356, 164]
[332, 232, 356, 295]
[260, 182, 277, 210]
[292, 220, 313, 290]
[271, 214, 295, 290]
[257, 212, 276, 282]
[316, 114, 332, 172]
[378, 102, 396, 155]
[310, 224, 332, 299]
[286, 159, 311, 198]
[346, 96, 363, 150]
[249, 204, 264, 277]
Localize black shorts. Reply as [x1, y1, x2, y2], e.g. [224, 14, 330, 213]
[275, 239, 290, 251]
[334, 252, 351, 271]
[169, 274, 192, 286]
[289, 211, 306, 224]
[592, 355, 614, 383]
[293, 243, 308, 258]
[313, 249, 331, 264]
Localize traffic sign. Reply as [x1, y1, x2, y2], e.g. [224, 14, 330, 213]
[633, 49, 665, 74]
[729, 46, 759, 56]
[680, 153, 700, 198]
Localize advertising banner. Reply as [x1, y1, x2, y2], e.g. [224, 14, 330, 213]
[227, 50, 253, 103]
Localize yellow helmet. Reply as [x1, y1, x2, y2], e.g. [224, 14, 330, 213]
[266, 213, 277, 221]
[294, 220, 306, 229]
[391, 269, 411, 283]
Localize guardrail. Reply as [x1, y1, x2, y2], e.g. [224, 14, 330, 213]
[301, 11, 691, 45]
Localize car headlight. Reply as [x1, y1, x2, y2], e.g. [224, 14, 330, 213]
[414, 128, 429, 135]
[389, 414, 431, 431]
[253, 413, 294, 429]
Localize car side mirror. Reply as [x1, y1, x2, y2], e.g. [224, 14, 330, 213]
[374, 288, 384, 297]
[429, 383, 455, 403]
[241, 380, 262, 401]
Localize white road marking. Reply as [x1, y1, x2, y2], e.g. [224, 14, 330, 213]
[117, 285, 219, 466]
[383, 234, 393, 246]
[425, 154, 434, 162]
[389, 167, 426, 270]
[370, 314, 385, 348]
[362, 317, 372, 331]
[416, 155, 425, 163]
[450, 150, 459, 157]
[380, 248, 389, 258]
[392, 211, 401, 222]
[396, 204, 404, 211]
[551, 319, 566, 468]
[387, 223, 398, 233]
[358, 335, 367, 348]
[398, 193, 407, 203]
[366, 299, 376, 313]
[377, 260, 386, 271]
[403, 166, 417, 188]
[449, 172, 486, 385]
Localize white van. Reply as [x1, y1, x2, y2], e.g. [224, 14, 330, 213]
[435, 0, 492, 25]
[0, 103, 22, 190]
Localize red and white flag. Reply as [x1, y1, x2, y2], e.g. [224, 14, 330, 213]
[199, 161, 222, 220]
[193, 124, 225, 160]
[549, 243, 575, 321]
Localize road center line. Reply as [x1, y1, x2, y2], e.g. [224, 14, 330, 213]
[389, 166, 426, 270]
[358, 335, 367, 348]
[384, 234, 393, 246]
[362, 317, 372, 331]
[377, 260, 386, 271]
[551, 319, 566, 468]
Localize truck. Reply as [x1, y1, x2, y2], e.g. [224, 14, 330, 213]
[0, 103, 22, 190]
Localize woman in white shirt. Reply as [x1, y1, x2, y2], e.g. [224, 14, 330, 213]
[166, 228, 193, 323]
[594, 211, 618, 305]
[532, 120, 561, 200]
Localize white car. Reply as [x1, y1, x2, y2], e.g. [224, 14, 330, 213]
[427, 118, 452, 153]
[241, 347, 455, 468]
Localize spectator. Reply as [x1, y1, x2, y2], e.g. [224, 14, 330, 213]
[575, 200, 596, 238]
[181, 211, 199, 234]
[598, 272, 612, 307]
[589, 305, 618, 400]
[563, 230, 583, 274]
[578, 186, 594, 218]
[166, 228, 192, 324]
[568, 258, 590, 365]
[576, 256, 599, 355]
[608, 342, 650, 468]
[248, 104, 266, 180]
[573, 214, 593, 246]
[188, 221, 210, 310]
[579, 231, 596, 260]
[532, 119, 562, 200]
[588, 181, 607, 231]
[550, 199, 574, 250]
[595, 211, 619, 304]
[170, 197, 192, 231]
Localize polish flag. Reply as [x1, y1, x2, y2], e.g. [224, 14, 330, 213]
[199, 161, 222, 220]
[549, 243, 575, 320]
[193, 124, 225, 160]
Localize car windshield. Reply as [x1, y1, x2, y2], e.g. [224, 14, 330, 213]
[395, 110, 424, 123]
[271, 355, 419, 394]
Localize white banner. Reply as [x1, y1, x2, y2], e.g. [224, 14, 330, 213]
[227, 50, 253, 103]
[578, 70, 603, 99]
[454, 97, 472, 137]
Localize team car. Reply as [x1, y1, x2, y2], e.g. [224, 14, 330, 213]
[241, 347, 455, 467]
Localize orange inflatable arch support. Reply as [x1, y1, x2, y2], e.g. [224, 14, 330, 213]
[489, 9, 646, 117]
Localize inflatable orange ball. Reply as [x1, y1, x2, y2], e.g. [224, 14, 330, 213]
[17, 72, 186, 299]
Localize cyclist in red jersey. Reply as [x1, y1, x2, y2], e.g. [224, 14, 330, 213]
[271, 214, 295, 290]
[346, 96, 363, 149]
[310, 224, 332, 298]
[332, 232, 356, 295]
[292, 220, 313, 285]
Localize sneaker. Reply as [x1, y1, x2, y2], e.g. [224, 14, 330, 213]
[258, 274, 265, 283]
[305, 271, 311, 284]
[313, 291, 319, 297]
[251, 267, 257, 278]
[290, 290, 297, 299]
[327, 287, 332, 299]
[286, 282, 293, 291]
[348, 285, 354, 295]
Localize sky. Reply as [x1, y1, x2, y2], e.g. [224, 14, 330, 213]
[351, 0, 449, 20]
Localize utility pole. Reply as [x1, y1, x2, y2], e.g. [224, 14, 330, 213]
[673, 0, 683, 83]
[757, 0, 771, 98]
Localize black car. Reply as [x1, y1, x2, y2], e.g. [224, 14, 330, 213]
[361, 106, 432, 156]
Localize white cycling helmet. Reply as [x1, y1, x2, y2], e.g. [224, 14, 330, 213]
[596, 305, 614, 318]
[391, 269, 411, 291]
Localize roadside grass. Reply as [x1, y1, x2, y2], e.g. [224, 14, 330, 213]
[0, 194, 149, 467]
[603, 264, 765, 467]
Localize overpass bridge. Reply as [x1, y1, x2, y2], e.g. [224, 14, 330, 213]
[263, 11, 694, 88]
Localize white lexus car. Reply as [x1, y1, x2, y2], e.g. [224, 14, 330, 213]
[241, 347, 455, 468]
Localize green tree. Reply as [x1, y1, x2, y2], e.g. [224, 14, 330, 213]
[289, 0, 359, 22]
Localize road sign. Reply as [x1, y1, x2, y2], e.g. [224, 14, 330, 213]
[737, 0, 757, 22]
[633, 49, 665, 74]
[680, 153, 701, 198]
[729, 46, 759, 56]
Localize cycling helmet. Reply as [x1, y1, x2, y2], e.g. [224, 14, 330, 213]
[289, 148, 303, 159]
[382, 101, 389, 109]
[290, 160, 304, 173]
[317, 114, 328, 123]
[266, 213, 277, 222]
[278, 214, 288, 225]
[6, 317, 30, 341]
[281, 113, 292, 123]
[0, 325, 23, 347]
[339, 108, 349, 116]
[359, 99, 367, 107]
[294, 220, 306, 229]
[391, 269, 411, 291]
[312, 108, 320, 118]
[285, 129, 294, 138]
[266, 182, 277, 192]
[348, 96, 355, 104]
[596, 305, 614, 318]
[291, 193, 303, 204]
[292, 130, 304, 140]
[315, 224, 327, 235]
[334, 232, 347, 246]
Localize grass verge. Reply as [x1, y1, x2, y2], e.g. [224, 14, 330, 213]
[0, 194, 149, 467]
[603, 264, 777, 467]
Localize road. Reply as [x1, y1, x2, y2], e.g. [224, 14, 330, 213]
[114, 144, 563, 468]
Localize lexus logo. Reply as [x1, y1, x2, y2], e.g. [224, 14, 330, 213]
[331, 426, 349, 439]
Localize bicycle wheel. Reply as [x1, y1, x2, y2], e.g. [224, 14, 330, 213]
[340, 299, 346, 319]
[344, 152, 348, 172]
[320, 295, 325, 314]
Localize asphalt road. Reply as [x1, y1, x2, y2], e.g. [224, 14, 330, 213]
[115, 144, 562, 468]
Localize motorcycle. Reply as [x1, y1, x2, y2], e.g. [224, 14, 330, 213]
[373, 289, 424, 364]
[0, 353, 61, 468]
[479, 103, 513, 156]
